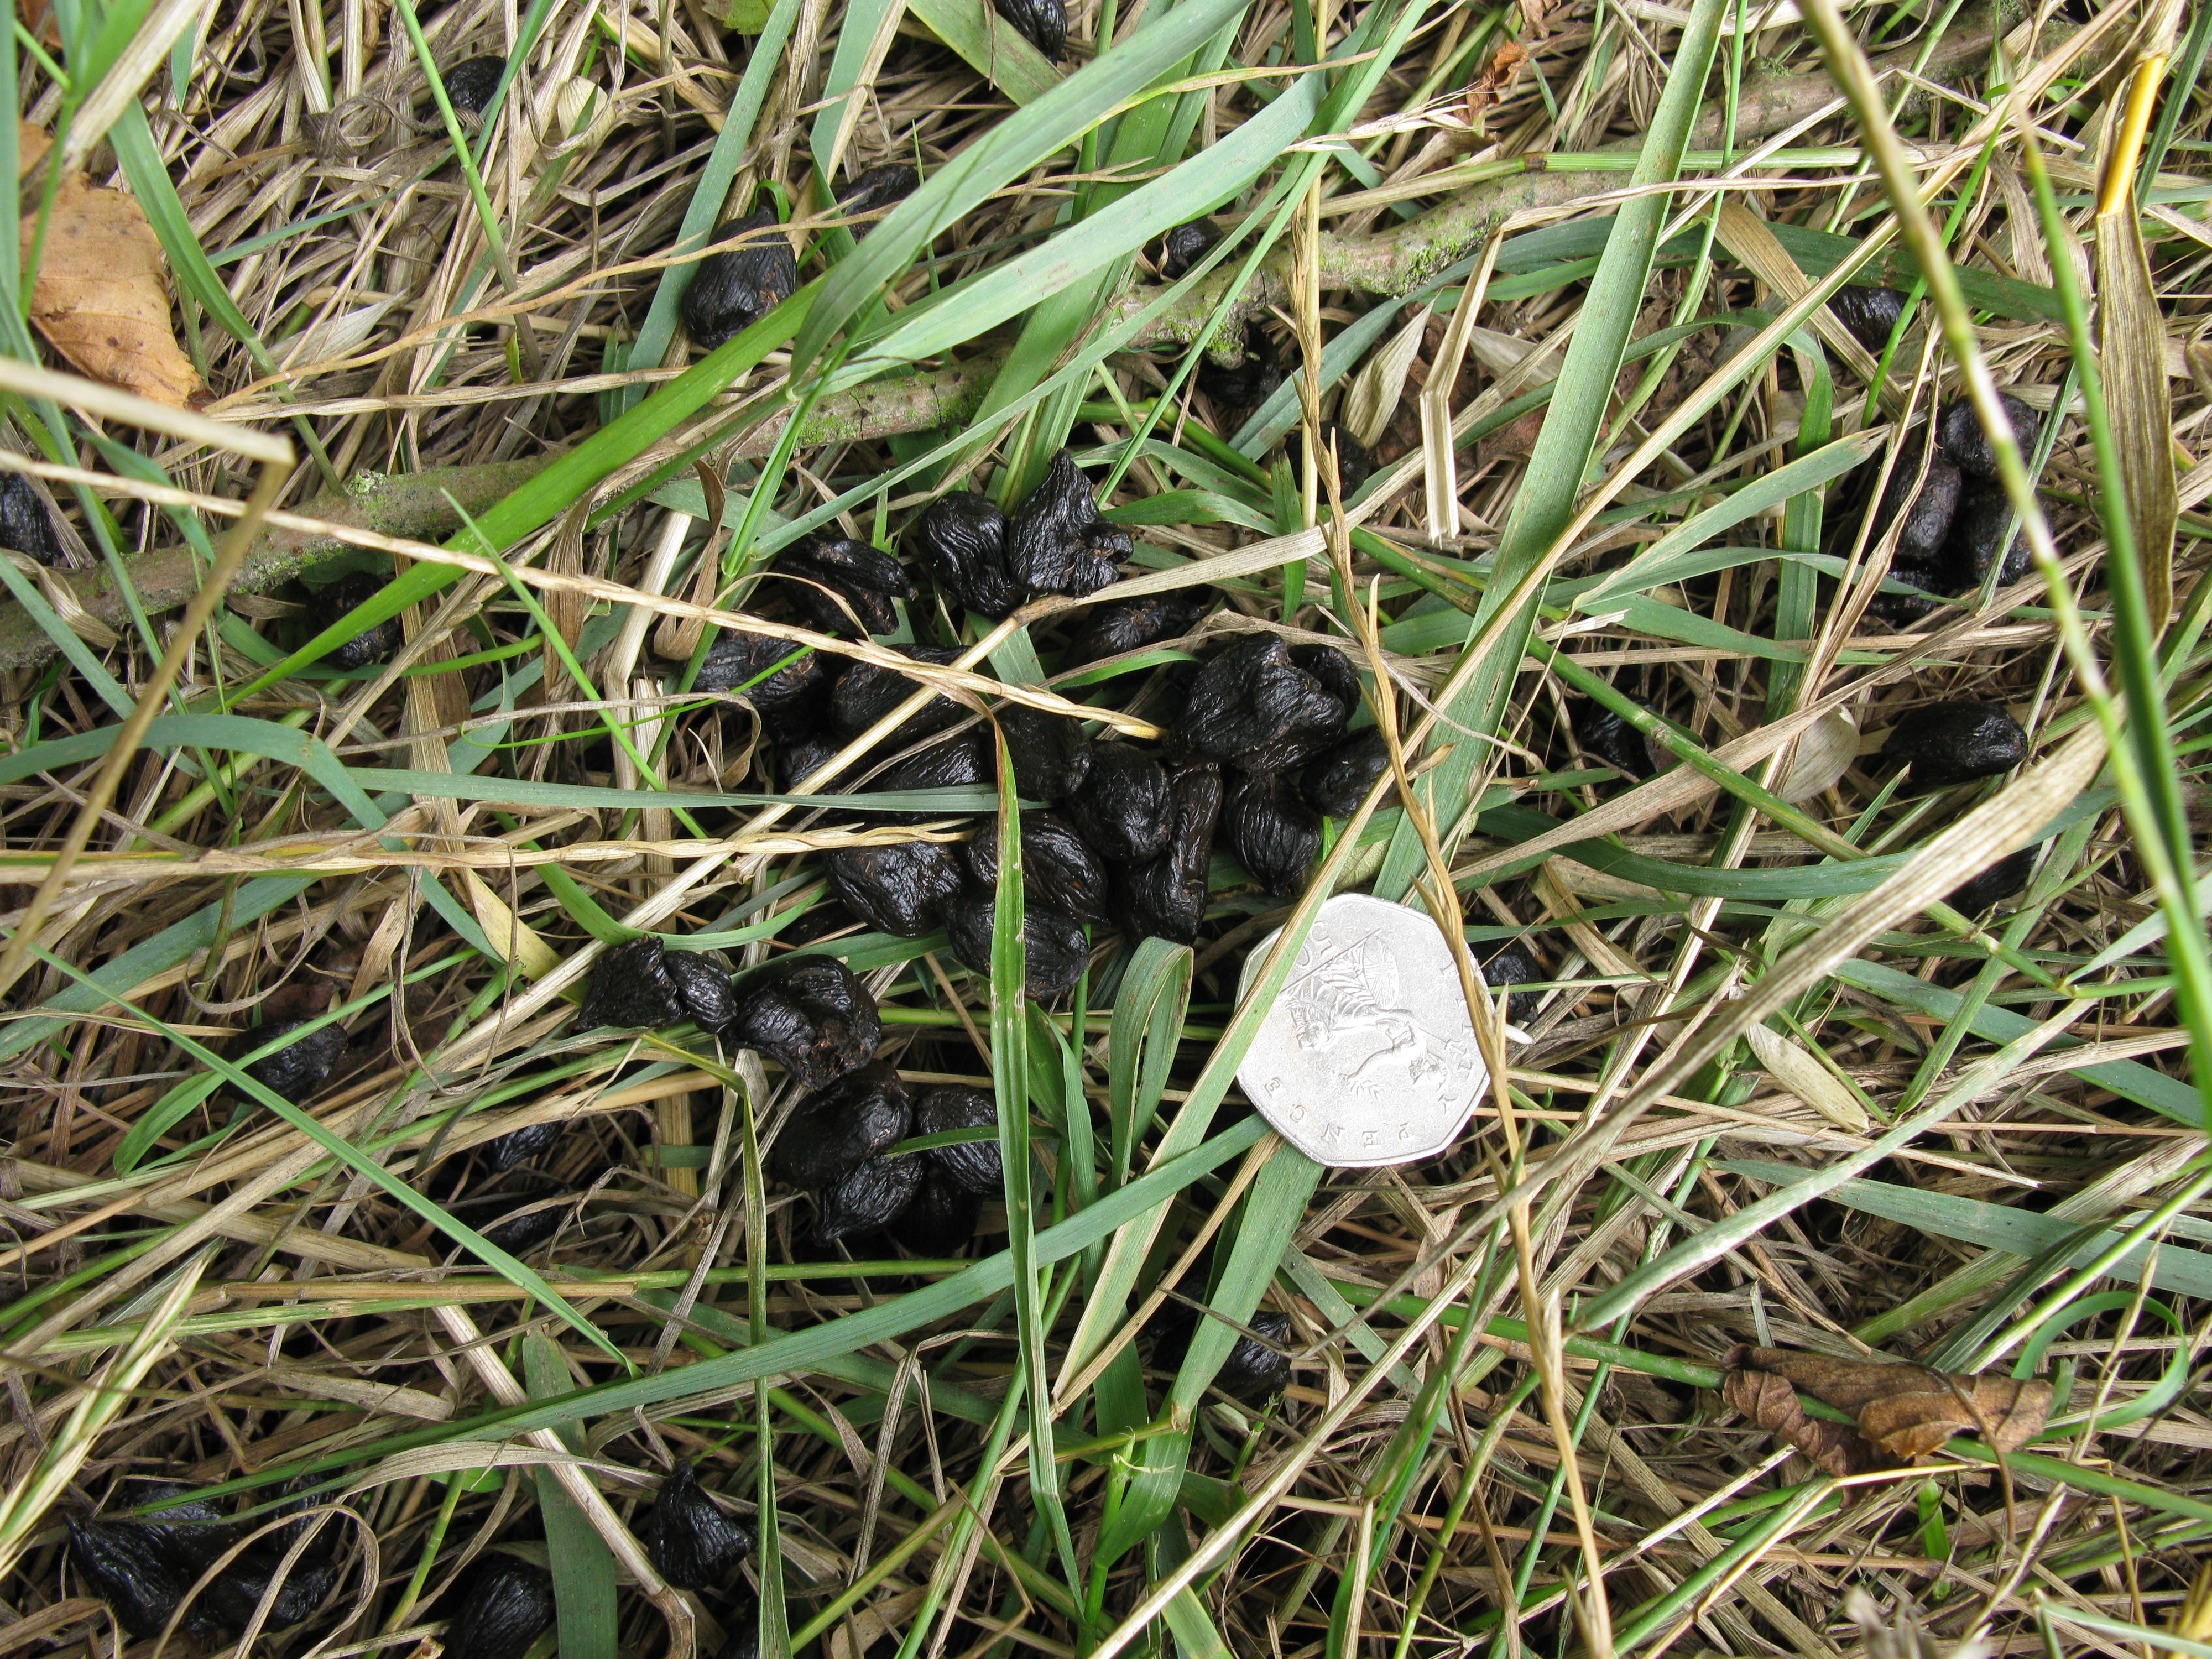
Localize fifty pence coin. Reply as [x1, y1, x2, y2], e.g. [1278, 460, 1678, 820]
[1235, 893, 1490, 1168]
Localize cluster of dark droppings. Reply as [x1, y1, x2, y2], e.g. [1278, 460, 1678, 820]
[874, 731, 992, 818]
[1879, 701, 2029, 788]
[911, 452, 1129, 619]
[1828, 284, 1910, 350]
[1568, 694, 1666, 780]
[642, 1462, 754, 1593]
[947, 893, 1091, 993]
[820, 1151, 927, 1241]
[1000, 703, 1094, 797]
[207, 1550, 336, 1628]
[1197, 325, 1285, 410]
[1944, 845, 2037, 914]
[769, 1066, 1001, 1247]
[1068, 744, 1172, 866]
[827, 841, 965, 937]
[1066, 591, 1208, 667]
[579, 937, 735, 1033]
[675, 630, 828, 727]
[680, 206, 800, 352]
[68, 1483, 333, 1639]
[914, 1086, 1003, 1194]
[1156, 218, 1218, 279]
[1116, 761, 1223, 945]
[69, 1519, 214, 1639]
[831, 645, 963, 748]
[1222, 771, 1320, 898]
[727, 956, 882, 1091]
[835, 161, 920, 234]
[239, 1017, 345, 1104]
[1301, 728, 1391, 818]
[1474, 941, 1547, 1024]
[321, 573, 403, 671]
[485, 1118, 562, 1171]
[770, 539, 917, 637]
[773, 1063, 911, 1188]
[992, 0, 1067, 58]
[1176, 636, 1352, 774]
[446, 1559, 555, 1659]
[439, 54, 505, 122]
[1852, 393, 2042, 623]
[0, 472, 67, 566]
[963, 814, 1112, 924]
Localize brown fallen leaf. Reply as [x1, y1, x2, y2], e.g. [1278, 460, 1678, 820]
[1724, 1345, 2052, 1468]
[19, 163, 204, 409]
[1464, 41, 1530, 131]
[18, 121, 50, 178]
[1721, 1364, 1898, 1478]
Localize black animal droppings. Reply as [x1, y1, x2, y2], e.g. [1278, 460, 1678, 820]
[837, 162, 920, 235]
[1289, 643, 1360, 714]
[579, 937, 732, 1032]
[1475, 941, 1546, 1024]
[1868, 559, 1950, 625]
[681, 630, 829, 734]
[1176, 634, 1350, 774]
[1944, 846, 2037, 913]
[1828, 285, 1910, 350]
[1116, 761, 1222, 945]
[208, 1550, 335, 1628]
[825, 841, 965, 937]
[946, 893, 1091, 997]
[69, 1519, 207, 1639]
[998, 704, 1094, 801]
[239, 1017, 345, 1103]
[1872, 452, 1963, 563]
[1067, 743, 1173, 867]
[681, 206, 799, 352]
[1879, 700, 2028, 788]
[641, 1461, 753, 1593]
[911, 491, 1024, 619]
[1215, 1311, 1293, 1400]
[1006, 450, 1131, 601]
[890, 1168, 982, 1255]
[322, 572, 403, 671]
[446, 1559, 555, 1659]
[772, 539, 916, 637]
[1197, 325, 1284, 409]
[729, 956, 882, 1091]
[873, 731, 992, 821]
[1569, 696, 1663, 780]
[1945, 476, 2033, 590]
[481, 1191, 573, 1254]
[1302, 729, 1392, 818]
[1310, 422, 1374, 497]
[1157, 218, 1218, 279]
[817, 1150, 927, 1242]
[1222, 771, 1319, 896]
[963, 812, 1113, 924]
[123, 1483, 238, 1564]
[781, 734, 839, 791]
[914, 1085, 1001, 1196]
[718, 1596, 763, 1659]
[0, 473, 67, 567]
[830, 645, 963, 747]
[1937, 393, 2038, 478]
[769, 1061, 911, 1188]
[440, 54, 505, 122]
[1065, 591, 1208, 666]
[485, 1119, 562, 1172]
[992, 0, 1067, 59]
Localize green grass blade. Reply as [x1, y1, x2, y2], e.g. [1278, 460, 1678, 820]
[521, 1333, 620, 1659]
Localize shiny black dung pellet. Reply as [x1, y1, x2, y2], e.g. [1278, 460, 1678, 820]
[322, 573, 402, 671]
[1937, 393, 2038, 478]
[770, 1061, 911, 1188]
[1869, 559, 1950, 626]
[1065, 591, 1208, 666]
[817, 1150, 926, 1242]
[998, 704, 1094, 800]
[1302, 729, 1392, 818]
[1215, 1311, 1293, 1400]
[1569, 696, 1662, 780]
[681, 206, 799, 352]
[642, 1461, 753, 1592]
[781, 734, 839, 790]
[580, 937, 732, 1032]
[771, 539, 916, 637]
[1157, 218, 1217, 279]
[485, 1119, 562, 1172]
[729, 956, 883, 1090]
[240, 1018, 345, 1103]
[679, 630, 828, 732]
[1006, 450, 1131, 601]
[1222, 771, 1319, 896]
[946, 894, 1091, 997]
[1115, 761, 1222, 946]
[446, 1559, 555, 1659]
[873, 732, 992, 821]
[1828, 285, 1909, 349]
[1475, 941, 1546, 1024]
[830, 645, 962, 747]
[440, 54, 505, 121]
[992, 0, 1067, 58]
[1067, 743, 1173, 866]
[915, 1085, 1001, 1196]
[69, 1520, 207, 1639]
[662, 948, 738, 1031]
[1290, 643, 1360, 712]
[0, 473, 67, 566]
[481, 1191, 572, 1253]
[1873, 452, 1963, 562]
[1197, 325, 1284, 409]
[123, 1482, 237, 1565]
[1310, 422, 1374, 496]
[1944, 846, 2036, 913]
[1944, 477, 2033, 590]
[911, 491, 1023, 619]
[890, 1170, 982, 1255]
[1879, 701, 2028, 787]
[837, 162, 920, 234]
[208, 1550, 334, 1629]
[825, 841, 965, 937]
[963, 812, 1112, 924]
[1176, 634, 1350, 774]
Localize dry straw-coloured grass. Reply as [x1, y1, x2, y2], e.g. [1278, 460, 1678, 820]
[1, 0, 2209, 1656]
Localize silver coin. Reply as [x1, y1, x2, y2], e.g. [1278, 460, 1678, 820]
[1234, 893, 1491, 1168]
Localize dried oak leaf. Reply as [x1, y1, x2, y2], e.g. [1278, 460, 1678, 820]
[1724, 1345, 2051, 1470]
[1721, 1365, 1896, 1479]
[21, 171, 204, 408]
